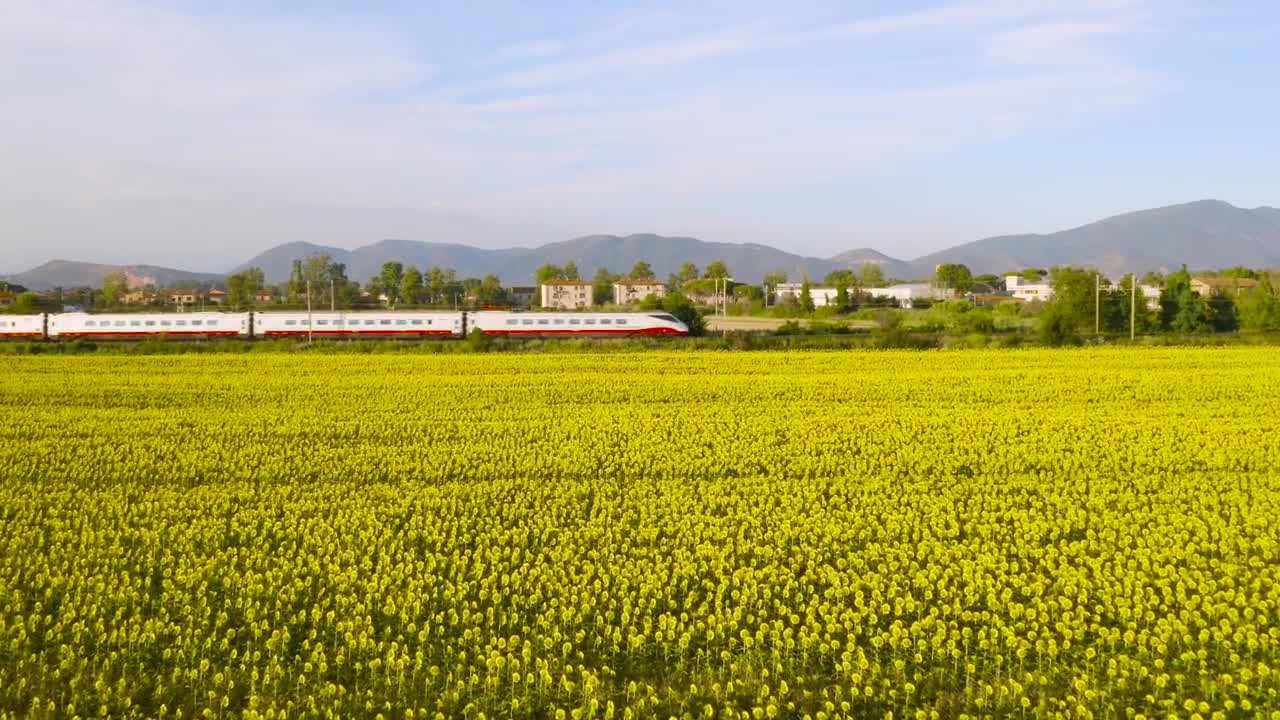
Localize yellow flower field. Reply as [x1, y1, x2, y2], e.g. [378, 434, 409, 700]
[1, 349, 1278, 719]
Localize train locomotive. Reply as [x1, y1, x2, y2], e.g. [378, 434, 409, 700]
[0, 311, 689, 340]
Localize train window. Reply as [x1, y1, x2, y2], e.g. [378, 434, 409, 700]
[318, 320, 330, 326]
[569, 319, 581, 325]
[506, 319, 518, 326]
[145, 321, 156, 327]
[584, 319, 596, 325]
[130, 321, 141, 327]
[396, 319, 407, 326]
[161, 321, 171, 327]
[285, 320, 297, 326]
[176, 320, 187, 327]
[600, 319, 612, 325]
[86, 321, 96, 327]
[411, 319, 423, 326]
[649, 313, 679, 323]
[191, 320, 203, 327]
[537, 319, 549, 325]
[332, 320, 343, 327]
[380, 319, 392, 325]
[554, 318, 565, 324]
[115, 321, 126, 327]
[522, 319, 534, 325]
[617, 319, 628, 325]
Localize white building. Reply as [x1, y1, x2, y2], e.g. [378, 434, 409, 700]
[863, 283, 947, 308]
[775, 283, 840, 307]
[1005, 275, 1054, 303]
[540, 280, 593, 309]
[612, 279, 666, 305]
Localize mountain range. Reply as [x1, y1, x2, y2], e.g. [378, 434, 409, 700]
[5, 200, 1279, 290]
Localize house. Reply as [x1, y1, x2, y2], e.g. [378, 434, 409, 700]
[508, 286, 537, 308]
[968, 292, 1021, 307]
[540, 279, 594, 309]
[253, 289, 276, 304]
[1005, 275, 1054, 303]
[121, 290, 155, 305]
[864, 283, 948, 308]
[161, 289, 203, 305]
[1191, 277, 1258, 298]
[774, 283, 841, 307]
[0, 291, 15, 307]
[613, 279, 666, 305]
[206, 289, 227, 305]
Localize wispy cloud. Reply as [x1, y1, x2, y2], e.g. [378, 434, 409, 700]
[0, 0, 1200, 265]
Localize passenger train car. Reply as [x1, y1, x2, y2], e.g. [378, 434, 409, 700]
[253, 311, 463, 337]
[48, 312, 249, 338]
[0, 315, 46, 338]
[469, 311, 688, 335]
[1, 310, 689, 340]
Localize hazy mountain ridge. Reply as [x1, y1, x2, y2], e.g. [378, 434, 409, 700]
[234, 233, 842, 285]
[3, 260, 223, 292]
[6, 200, 1279, 289]
[903, 200, 1280, 277]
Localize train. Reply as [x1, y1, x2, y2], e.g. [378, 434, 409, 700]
[0, 310, 690, 340]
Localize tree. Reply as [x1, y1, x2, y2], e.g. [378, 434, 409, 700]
[823, 269, 856, 288]
[704, 261, 730, 279]
[651, 291, 704, 336]
[629, 261, 654, 280]
[401, 266, 424, 305]
[1038, 304, 1079, 346]
[677, 262, 699, 284]
[1220, 266, 1259, 280]
[225, 267, 265, 310]
[934, 263, 974, 295]
[536, 264, 564, 285]
[1103, 273, 1155, 334]
[288, 260, 305, 303]
[475, 274, 507, 306]
[1207, 291, 1239, 332]
[102, 271, 128, 305]
[1044, 266, 1096, 332]
[799, 278, 815, 313]
[1160, 265, 1210, 333]
[857, 263, 886, 289]
[10, 292, 44, 314]
[1238, 277, 1280, 331]
[592, 267, 616, 306]
[379, 261, 404, 307]
[328, 262, 355, 307]
[563, 261, 580, 280]
[763, 270, 788, 289]
[426, 266, 450, 304]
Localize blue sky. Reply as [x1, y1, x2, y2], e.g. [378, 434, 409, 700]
[1, 0, 1278, 271]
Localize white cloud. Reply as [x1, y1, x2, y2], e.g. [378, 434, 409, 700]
[0, 0, 1183, 266]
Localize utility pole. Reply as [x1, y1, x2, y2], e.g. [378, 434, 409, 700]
[330, 277, 336, 312]
[306, 279, 313, 344]
[1130, 274, 1136, 341]
[1095, 272, 1100, 337]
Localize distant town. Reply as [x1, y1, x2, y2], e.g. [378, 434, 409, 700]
[1, 252, 1277, 342]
